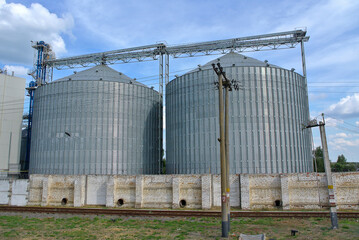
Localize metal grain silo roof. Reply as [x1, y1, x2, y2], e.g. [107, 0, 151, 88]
[56, 64, 146, 86]
[166, 52, 312, 174]
[187, 52, 280, 73]
[30, 65, 161, 175]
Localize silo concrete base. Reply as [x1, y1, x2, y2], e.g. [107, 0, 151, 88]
[7, 172, 355, 210]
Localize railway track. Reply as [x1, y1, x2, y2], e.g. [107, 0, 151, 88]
[0, 206, 358, 218]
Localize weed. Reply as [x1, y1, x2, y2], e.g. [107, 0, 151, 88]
[3, 230, 19, 237]
[252, 218, 275, 226]
[341, 219, 358, 225]
[0, 214, 358, 239]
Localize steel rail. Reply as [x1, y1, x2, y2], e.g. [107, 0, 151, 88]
[0, 206, 358, 218]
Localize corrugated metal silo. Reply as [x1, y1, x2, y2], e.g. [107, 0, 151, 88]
[30, 65, 160, 175]
[166, 52, 312, 174]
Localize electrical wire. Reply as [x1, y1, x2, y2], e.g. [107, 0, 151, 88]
[325, 114, 359, 129]
[316, 114, 359, 135]
[1, 81, 358, 115]
[1, 66, 358, 114]
[333, 125, 359, 134]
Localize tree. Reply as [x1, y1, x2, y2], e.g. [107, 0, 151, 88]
[313, 146, 325, 172]
[161, 148, 166, 174]
[337, 154, 347, 164]
[161, 158, 166, 174]
[332, 154, 346, 172]
[332, 154, 356, 172]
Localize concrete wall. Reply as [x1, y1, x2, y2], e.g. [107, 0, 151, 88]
[1, 173, 359, 210]
[0, 73, 26, 178]
[0, 179, 28, 206]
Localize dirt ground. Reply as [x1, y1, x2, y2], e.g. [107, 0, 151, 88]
[0, 213, 358, 239]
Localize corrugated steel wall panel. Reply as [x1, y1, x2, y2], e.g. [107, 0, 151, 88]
[166, 66, 312, 174]
[30, 80, 160, 175]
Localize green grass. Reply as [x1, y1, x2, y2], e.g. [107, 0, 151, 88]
[0, 215, 358, 239]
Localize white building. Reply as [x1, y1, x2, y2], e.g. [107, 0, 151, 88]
[0, 71, 26, 178]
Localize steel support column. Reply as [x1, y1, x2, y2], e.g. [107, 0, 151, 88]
[301, 39, 312, 171]
[300, 40, 307, 80]
[165, 54, 169, 85]
[25, 88, 35, 175]
[159, 54, 164, 174]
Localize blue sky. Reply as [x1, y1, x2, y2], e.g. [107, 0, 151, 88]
[1, 0, 359, 162]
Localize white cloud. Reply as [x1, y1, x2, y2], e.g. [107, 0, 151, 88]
[64, 0, 266, 49]
[325, 117, 343, 127]
[356, 121, 359, 126]
[327, 94, 359, 118]
[272, 0, 359, 71]
[275, 0, 359, 39]
[328, 130, 359, 158]
[308, 37, 359, 69]
[0, 1, 74, 65]
[335, 133, 348, 138]
[329, 137, 359, 149]
[4, 65, 29, 76]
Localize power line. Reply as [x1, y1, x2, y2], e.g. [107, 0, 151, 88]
[1, 82, 358, 114]
[309, 91, 359, 93]
[308, 81, 359, 84]
[333, 125, 359, 134]
[308, 86, 359, 88]
[324, 114, 359, 130]
[2, 66, 358, 114]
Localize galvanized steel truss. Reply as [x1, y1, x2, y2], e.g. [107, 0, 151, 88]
[45, 29, 309, 87]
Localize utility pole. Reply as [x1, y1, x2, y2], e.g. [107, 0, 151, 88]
[212, 63, 241, 237]
[319, 114, 339, 229]
[213, 64, 228, 237]
[305, 113, 338, 229]
[225, 76, 230, 231]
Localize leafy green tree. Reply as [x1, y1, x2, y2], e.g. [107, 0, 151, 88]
[332, 154, 346, 172]
[161, 149, 166, 174]
[337, 154, 347, 164]
[332, 154, 356, 172]
[161, 158, 166, 174]
[345, 163, 356, 172]
[313, 146, 325, 172]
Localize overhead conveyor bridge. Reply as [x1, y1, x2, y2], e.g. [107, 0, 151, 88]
[44, 29, 309, 89]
